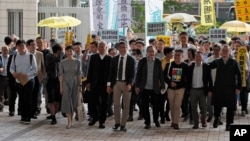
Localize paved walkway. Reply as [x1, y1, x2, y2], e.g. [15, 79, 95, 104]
[0, 98, 249, 141]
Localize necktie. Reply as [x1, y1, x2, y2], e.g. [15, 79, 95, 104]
[118, 57, 124, 80]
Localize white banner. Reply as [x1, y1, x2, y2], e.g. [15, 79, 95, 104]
[145, 0, 164, 46]
[209, 29, 227, 43]
[100, 29, 119, 43]
[117, 0, 132, 28]
[92, 0, 107, 30]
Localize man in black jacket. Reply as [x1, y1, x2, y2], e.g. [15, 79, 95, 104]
[107, 41, 135, 132]
[86, 41, 112, 129]
[135, 46, 165, 129]
[187, 51, 213, 129]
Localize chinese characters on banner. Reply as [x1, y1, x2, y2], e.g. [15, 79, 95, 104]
[236, 46, 247, 87]
[234, 0, 250, 22]
[100, 30, 119, 43]
[156, 35, 171, 47]
[145, 0, 163, 47]
[201, 0, 216, 26]
[117, 0, 132, 28]
[147, 22, 166, 36]
[209, 29, 227, 43]
[92, 0, 107, 30]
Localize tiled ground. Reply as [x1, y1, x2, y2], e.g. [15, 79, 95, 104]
[0, 98, 249, 141]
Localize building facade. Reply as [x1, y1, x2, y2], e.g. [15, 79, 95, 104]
[0, 0, 90, 46]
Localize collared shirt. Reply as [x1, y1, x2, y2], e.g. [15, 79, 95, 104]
[10, 52, 37, 83]
[145, 58, 155, 89]
[74, 53, 83, 61]
[0, 55, 9, 76]
[99, 54, 105, 60]
[117, 54, 128, 80]
[192, 63, 203, 88]
[175, 43, 196, 60]
[207, 55, 221, 85]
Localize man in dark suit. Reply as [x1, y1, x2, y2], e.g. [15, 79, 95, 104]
[107, 41, 135, 132]
[187, 51, 213, 129]
[135, 46, 165, 129]
[86, 41, 112, 129]
[209, 45, 241, 131]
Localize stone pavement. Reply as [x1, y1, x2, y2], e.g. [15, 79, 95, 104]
[0, 98, 249, 141]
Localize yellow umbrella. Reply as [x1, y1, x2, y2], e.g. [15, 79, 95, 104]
[37, 16, 81, 28]
[163, 13, 198, 23]
[219, 20, 250, 32]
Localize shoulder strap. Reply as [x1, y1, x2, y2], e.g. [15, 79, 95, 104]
[13, 54, 16, 66]
[30, 54, 33, 66]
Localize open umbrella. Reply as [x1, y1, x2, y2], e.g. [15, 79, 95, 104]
[37, 16, 81, 28]
[163, 13, 198, 23]
[219, 20, 250, 32]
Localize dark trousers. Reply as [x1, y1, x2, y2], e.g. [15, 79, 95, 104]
[89, 87, 108, 124]
[129, 85, 142, 116]
[0, 76, 9, 108]
[141, 89, 161, 125]
[159, 94, 165, 120]
[181, 89, 192, 118]
[32, 76, 39, 116]
[240, 87, 248, 112]
[214, 104, 235, 125]
[8, 80, 19, 113]
[107, 92, 113, 115]
[17, 79, 35, 119]
[165, 92, 170, 113]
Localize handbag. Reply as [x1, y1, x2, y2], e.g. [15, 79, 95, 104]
[77, 91, 85, 123]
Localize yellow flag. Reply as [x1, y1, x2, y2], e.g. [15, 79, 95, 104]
[156, 36, 171, 47]
[201, 0, 216, 26]
[236, 46, 247, 87]
[234, 0, 250, 22]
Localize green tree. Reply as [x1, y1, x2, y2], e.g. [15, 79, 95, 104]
[164, 0, 193, 14]
[131, 1, 145, 33]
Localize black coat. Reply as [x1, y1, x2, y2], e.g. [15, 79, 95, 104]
[209, 58, 242, 106]
[135, 57, 165, 94]
[108, 54, 135, 88]
[187, 62, 213, 96]
[86, 54, 112, 90]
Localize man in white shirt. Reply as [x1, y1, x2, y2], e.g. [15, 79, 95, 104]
[175, 32, 196, 61]
[0, 46, 10, 112]
[10, 39, 37, 124]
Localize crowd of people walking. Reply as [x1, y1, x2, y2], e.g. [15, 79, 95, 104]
[0, 31, 249, 132]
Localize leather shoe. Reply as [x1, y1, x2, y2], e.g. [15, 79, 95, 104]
[160, 119, 165, 124]
[144, 124, 151, 129]
[51, 119, 57, 125]
[112, 123, 120, 130]
[137, 115, 143, 120]
[226, 125, 230, 131]
[213, 118, 219, 128]
[120, 126, 127, 132]
[88, 120, 96, 126]
[202, 122, 207, 127]
[46, 115, 52, 119]
[207, 116, 212, 122]
[155, 121, 160, 127]
[192, 124, 199, 129]
[9, 112, 14, 117]
[173, 124, 179, 130]
[99, 124, 105, 129]
[31, 115, 37, 119]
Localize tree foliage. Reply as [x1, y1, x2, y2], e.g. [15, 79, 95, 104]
[131, 1, 145, 33]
